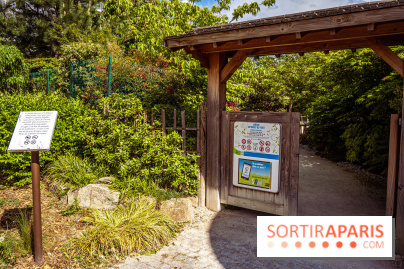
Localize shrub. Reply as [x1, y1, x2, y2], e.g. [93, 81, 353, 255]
[0, 91, 92, 186]
[0, 45, 27, 92]
[83, 94, 199, 195]
[65, 197, 179, 258]
[46, 154, 106, 189]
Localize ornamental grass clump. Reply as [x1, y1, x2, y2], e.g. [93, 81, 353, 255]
[65, 197, 179, 257]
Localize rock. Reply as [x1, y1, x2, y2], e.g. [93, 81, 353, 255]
[98, 177, 113, 184]
[188, 196, 198, 208]
[159, 198, 194, 222]
[67, 184, 120, 209]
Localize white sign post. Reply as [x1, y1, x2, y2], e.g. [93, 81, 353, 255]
[233, 121, 281, 193]
[7, 111, 58, 265]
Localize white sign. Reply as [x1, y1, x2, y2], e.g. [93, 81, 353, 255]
[233, 122, 281, 193]
[8, 111, 58, 152]
[257, 216, 394, 259]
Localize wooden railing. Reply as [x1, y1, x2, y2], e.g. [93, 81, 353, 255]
[144, 102, 207, 206]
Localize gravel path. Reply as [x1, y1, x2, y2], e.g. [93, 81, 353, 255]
[113, 147, 401, 269]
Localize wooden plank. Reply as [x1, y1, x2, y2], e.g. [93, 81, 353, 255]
[386, 114, 400, 217]
[206, 52, 227, 212]
[280, 119, 292, 214]
[165, 7, 404, 48]
[198, 102, 207, 207]
[367, 38, 404, 77]
[220, 50, 253, 84]
[161, 109, 166, 136]
[288, 112, 300, 216]
[220, 111, 230, 203]
[197, 21, 404, 54]
[228, 111, 289, 122]
[182, 110, 186, 156]
[227, 195, 284, 215]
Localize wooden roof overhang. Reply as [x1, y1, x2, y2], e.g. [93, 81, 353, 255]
[165, 0, 404, 79]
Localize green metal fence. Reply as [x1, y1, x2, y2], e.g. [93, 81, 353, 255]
[70, 55, 163, 101]
[28, 69, 55, 93]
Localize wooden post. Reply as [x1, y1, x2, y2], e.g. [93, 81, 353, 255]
[198, 102, 207, 207]
[396, 81, 404, 255]
[386, 114, 400, 217]
[206, 52, 227, 211]
[288, 112, 300, 216]
[182, 110, 186, 155]
[161, 109, 166, 136]
[31, 151, 43, 264]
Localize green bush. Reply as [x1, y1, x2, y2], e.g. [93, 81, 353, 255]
[0, 91, 92, 186]
[46, 154, 106, 189]
[65, 197, 179, 259]
[83, 94, 199, 195]
[0, 45, 27, 91]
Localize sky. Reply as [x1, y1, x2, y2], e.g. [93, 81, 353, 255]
[197, 0, 374, 22]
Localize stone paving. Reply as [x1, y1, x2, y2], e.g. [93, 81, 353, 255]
[113, 148, 401, 269]
[112, 207, 399, 269]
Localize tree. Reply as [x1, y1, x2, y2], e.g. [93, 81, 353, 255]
[0, 44, 26, 91]
[0, 0, 102, 57]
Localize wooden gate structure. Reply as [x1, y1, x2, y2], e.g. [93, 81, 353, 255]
[164, 0, 404, 254]
[221, 111, 300, 215]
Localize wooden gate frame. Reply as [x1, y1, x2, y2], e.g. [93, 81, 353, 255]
[220, 111, 300, 215]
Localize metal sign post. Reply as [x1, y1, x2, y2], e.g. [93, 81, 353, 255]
[31, 151, 43, 264]
[8, 111, 58, 265]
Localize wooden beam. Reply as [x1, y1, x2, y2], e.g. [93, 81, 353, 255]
[213, 42, 218, 48]
[386, 114, 400, 217]
[191, 51, 209, 68]
[266, 36, 271, 42]
[295, 32, 302, 40]
[220, 50, 252, 84]
[165, 6, 404, 48]
[395, 81, 404, 255]
[367, 38, 404, 77]
[330, 29, 336, 35]
[238, 40, 244, 46]
[206, 52, 227, 212]
[197, 20, 404, 54]
[368, 22, 375, 31]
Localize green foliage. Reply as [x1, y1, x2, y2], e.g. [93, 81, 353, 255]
[0, 0, 103, 58]
[306, 48, 403, 172]
[46, 154, 105, 189]
[112, 177, 185, 201]
[0, 91, 91, 186]
[65, 197, 179, 259]
[61, 198, 81, 216]
[0, 45, 27, 91]
[83, 94, 199, 195]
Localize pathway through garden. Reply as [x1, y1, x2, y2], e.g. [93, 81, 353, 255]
[113, 146, 400, 269]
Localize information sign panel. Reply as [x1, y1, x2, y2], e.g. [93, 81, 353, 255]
[233, 122, 281, 193]
[8, 111, 58, 152]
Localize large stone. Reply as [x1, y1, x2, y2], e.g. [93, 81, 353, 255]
[67, 184, 120, 209]
[98, 176, 114, 184]
[159, 198, 194, 222]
